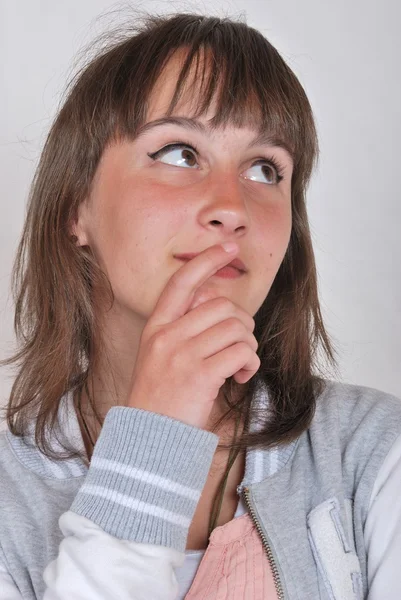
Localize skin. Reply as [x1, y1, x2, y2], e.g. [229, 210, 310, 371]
[72, 49, 293, 452]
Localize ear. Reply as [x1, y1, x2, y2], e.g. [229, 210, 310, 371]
[69, 202, 91, 247]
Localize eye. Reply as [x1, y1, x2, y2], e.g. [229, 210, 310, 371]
[242, 157, 285, 185]
[147, 143, 200, 169]
[147, 142, 286, 185]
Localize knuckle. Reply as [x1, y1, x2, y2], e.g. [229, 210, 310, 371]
[227, 317, 245, 333]
[204, 252, 216, 268]
[249, 334, 258, 351]
[213, 296, 233, 312]
[150, 328, 169, 351]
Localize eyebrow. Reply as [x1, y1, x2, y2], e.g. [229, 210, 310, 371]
[135, 116, 294, 164]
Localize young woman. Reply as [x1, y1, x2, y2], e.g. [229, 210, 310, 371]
[0, 11, 400, 600]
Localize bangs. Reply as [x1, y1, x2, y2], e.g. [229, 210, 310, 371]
[63, 14, 317, 181]
[86, 16, 314, 171]
[155, 46, 297, 164]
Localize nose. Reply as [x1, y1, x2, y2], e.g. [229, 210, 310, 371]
[199, 174, 250, 236]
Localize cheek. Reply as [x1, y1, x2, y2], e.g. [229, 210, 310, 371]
[257, 202, 292, 258]
[122, 187, 189, 244]
[95, 183, 186, 266]
[247, 206, 291, 312]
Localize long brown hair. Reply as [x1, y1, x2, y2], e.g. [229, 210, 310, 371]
[0, 9, 340, 460]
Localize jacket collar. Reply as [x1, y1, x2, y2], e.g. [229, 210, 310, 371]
[6, 380, 298, 487]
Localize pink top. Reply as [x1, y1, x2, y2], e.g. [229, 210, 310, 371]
[174, 498, 279, 599]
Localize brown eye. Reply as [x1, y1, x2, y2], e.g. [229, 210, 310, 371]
[262, 164, 276, 184]
[148, 143, 199, 168]
[243, 158, 285, 185]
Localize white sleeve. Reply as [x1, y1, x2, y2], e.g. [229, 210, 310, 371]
[42, 511, 185, 600]
[364, 431, 401, 599]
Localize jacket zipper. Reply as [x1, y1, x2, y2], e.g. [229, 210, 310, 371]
[242, 486, 285, 600]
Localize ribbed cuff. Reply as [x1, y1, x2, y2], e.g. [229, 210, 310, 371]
[70, 406, 219, 552]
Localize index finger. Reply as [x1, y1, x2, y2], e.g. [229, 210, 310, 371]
[151, 243, 239, 326]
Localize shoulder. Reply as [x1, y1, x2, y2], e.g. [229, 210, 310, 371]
[0, 428, 28, 487]
[312, 379, 401, 438]
[309, 379, 401, 491]
[0, 429, 14, 470]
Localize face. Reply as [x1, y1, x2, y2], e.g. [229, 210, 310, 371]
[73, 51, 293, 329]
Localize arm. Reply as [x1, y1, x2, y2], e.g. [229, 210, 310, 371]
[1, 517, 182, 600]
[364, 431, 401, 599]
[43, 512, 184, 600]
[42, 406, 219, 599]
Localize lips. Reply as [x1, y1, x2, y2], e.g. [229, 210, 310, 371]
[174, 252, 247, 273]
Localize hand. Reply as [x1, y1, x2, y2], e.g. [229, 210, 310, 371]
[126, 243, 260, 429]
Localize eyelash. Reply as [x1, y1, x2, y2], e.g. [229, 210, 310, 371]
[147, 140, 286, 183]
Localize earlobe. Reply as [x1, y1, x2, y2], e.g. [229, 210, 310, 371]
[69, 203, 90, 247]
[69, 219, 89, 247]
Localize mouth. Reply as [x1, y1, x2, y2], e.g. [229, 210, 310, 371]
[174, 252, 247, 274]
[174, 255, 245, 279]
[210, 265, 245, 279]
